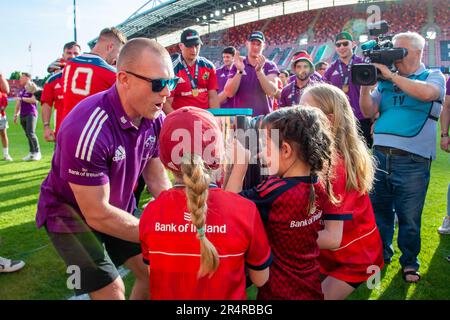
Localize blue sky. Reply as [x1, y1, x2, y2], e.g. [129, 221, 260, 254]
[0, 0, 148, 78]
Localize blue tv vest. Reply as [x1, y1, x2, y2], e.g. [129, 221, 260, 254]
[374, 70, 440, 137]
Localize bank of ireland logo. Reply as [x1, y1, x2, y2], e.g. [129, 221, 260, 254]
[113, 145, 126, 162]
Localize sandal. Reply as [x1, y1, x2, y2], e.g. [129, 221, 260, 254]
[402, 269, 421, 283]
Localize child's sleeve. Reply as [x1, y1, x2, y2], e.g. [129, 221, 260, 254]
[319, 165, 353, 222]
[245, 204, 272, 271]
[139, 207, 151, 266]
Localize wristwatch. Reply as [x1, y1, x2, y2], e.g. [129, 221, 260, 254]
[441, 132, 449, 138]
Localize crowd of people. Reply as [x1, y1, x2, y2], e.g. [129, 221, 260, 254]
[197, 0, 448, 51]
[0, 20, 449, 302]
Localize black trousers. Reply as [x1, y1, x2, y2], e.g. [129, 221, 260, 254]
[20, 114, 40, 153]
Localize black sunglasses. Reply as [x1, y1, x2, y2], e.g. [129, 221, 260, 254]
[125, 71, 179, 92]
[336, 41, 350, 48]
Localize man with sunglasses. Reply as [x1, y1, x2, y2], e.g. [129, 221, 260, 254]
[324, 32, 373, 147]
[41, 41, 81, 142]
[36, 38, 173, 300]
[164, 29, 219, 114]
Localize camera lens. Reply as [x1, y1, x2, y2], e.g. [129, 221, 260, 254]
[351, 64, 378, 86]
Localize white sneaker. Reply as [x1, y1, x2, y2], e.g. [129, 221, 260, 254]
[3, 154, 13, 161]
[438, 217, 450, 235]
[22, 153, 33, 161]
[0, 256, 25, 273]
[31, 152, 42, 161]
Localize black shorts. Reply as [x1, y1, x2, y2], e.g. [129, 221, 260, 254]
[346, 281, 364, 289]
[47, 228, 141, 296]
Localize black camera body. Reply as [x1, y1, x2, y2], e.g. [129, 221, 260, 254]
[352, 21, 408, 86]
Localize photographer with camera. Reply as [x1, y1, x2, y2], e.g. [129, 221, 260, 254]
[360, 32, 446, 283]
[324, 32, 373, 147]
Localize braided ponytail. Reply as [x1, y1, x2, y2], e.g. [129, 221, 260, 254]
[181, 154, 220, 278]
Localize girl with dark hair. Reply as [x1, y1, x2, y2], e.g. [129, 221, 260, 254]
[226, 106, 340, 300]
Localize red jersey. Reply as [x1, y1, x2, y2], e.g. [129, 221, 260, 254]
[0, 92, 7, 117]
[139, 185, 272, 300]
[319, 157, 384, 283]
[240, 176, 338, 300]
[61, 53, 116, 123]
[41, 71, 64, 133]
[171, 55, 218, 110]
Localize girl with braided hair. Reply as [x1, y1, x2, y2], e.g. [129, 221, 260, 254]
[139, 107, 272, 300]
[226, 106, 340, 300]
[301, 83, 383, 300]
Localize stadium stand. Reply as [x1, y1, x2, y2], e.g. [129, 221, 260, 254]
[185, 0, 449, 71]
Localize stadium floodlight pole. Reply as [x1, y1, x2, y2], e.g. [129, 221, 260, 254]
[73, 0, 77, 42]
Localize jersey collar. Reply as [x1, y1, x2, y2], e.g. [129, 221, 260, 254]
[412, 63, 426, 76]
[108, 85, 137, 131]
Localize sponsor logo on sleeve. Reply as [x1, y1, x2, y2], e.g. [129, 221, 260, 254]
[68, 168, 104, 178]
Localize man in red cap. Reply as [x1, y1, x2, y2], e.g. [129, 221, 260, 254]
[279, 52, 317, 108]
[139, 107, 272, 300]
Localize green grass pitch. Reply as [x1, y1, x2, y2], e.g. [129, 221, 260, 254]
[0, 101, 449, 300]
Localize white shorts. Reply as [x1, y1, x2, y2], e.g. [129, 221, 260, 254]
[0, 116, 9, 130]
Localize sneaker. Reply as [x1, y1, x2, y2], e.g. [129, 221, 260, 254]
[438, 217, 450, 235]
[3, 154, 13, 161]
[31, 152, 42, 161]
[22, 153, 33, 161]
[0, 257, 25, 273]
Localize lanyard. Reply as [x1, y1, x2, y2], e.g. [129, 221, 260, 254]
[338, 55, 354, 86]
[181, 58, 199, 90]
[290, 80, 309, 105]
[290, 82, 302, 106]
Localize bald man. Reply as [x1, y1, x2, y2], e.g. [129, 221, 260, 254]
[36, 38, 176, 300]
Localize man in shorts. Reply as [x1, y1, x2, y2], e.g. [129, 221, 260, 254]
[36, 38, 174, 299]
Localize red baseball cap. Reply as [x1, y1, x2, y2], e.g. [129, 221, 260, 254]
[159, 107, 224, 173]
[291, 52, 314, 70]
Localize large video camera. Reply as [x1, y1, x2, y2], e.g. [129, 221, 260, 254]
[352, 21, 408, 85]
